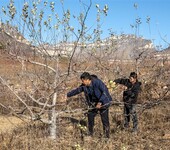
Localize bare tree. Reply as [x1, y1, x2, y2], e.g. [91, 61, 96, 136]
[0, 0, 111, 139]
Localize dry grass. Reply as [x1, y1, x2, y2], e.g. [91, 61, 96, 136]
[0, 103, 169, 150]
[0, 116, 24, 133]
[0, 53, 170, 150]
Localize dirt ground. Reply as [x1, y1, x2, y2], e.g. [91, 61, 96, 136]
[0, 116, 24, 133]
[0, 103, 170, 150]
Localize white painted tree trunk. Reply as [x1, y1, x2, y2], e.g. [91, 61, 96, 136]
[50, 92, 57, 139]
[49, 56, 59, 139]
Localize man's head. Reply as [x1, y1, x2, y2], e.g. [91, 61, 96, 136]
[80, 72, 92, 86]
[129, 72, 137, 84]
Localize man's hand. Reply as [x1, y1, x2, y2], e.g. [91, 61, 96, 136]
[123, 86, 128, 90]
[96, 102, 102, 109]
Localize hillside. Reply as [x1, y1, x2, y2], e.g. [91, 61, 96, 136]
[1, 23, 170, 62]
[0, 23, 33, 56]
[92, 35, 156, 60]
[161, 46, 170, 54]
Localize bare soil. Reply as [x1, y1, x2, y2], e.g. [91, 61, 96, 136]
[0, 116, 24, 133]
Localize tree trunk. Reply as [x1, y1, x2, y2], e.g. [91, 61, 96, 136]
[49, 56, 59, 139]
[50, 92, 57, 139]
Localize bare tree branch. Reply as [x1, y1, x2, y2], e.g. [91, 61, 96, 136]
[0, 76, 34, 117]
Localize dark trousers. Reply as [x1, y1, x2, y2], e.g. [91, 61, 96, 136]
[87, 107, 110, 138]
[124, 104, 138, 130]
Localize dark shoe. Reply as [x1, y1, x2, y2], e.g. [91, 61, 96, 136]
[104, 132, 110, 139]
[104, 134, 110, 139]
[103, 137, 110, 143]
[124, 124, 129, 129]
[131, 128, 138, 133]
[85, 132, 93, 137]
[123, 125, 129, 131]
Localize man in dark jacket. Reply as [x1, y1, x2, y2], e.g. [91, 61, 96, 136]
[67, 72, 112, 138]
[110, 72, 141, 132]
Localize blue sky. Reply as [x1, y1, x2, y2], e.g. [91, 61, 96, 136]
[0, 0, 170, 49]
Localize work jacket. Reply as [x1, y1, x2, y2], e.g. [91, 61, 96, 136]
[67, 77, 112, 107]
[114, 78, 141, 104]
